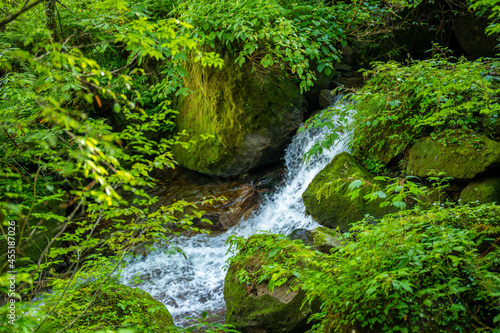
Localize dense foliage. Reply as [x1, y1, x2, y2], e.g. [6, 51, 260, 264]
[0, 0, 225, 331]
[171, 0, 413, 92]
[1, 0, 500, 332]
[228, 203, 500, 332]
[305, 51, 500, 166]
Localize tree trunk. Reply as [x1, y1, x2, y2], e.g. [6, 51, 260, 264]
[45, 0, 59, 41]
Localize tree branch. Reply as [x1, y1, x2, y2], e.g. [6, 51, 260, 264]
[0, 0, 45, 29]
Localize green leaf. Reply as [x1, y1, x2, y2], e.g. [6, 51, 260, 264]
[268, 246, 281, 259]
[348, 179, 364, 191]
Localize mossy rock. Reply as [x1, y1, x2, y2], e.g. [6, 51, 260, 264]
[287, 227, 343, 253]
[39, 283, 174, 332]
[302, 152, 392, 232]
[406, 130, 500, 181]
[460, 177, 500, 204]
[224, 263, 315, 333]
[352, 113, 411, 166]
[453, 11, 498, 59]
[172, 50, 307, 177]
[310, 227, 343, 253]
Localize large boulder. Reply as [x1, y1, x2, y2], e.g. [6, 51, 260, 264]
[406, 130, 500, 181]
[453, 12, 498, 59]
[224, 234, 319, 332]
[302, 152, 391, 232]
[310, 227, 343, 253]
[459, 177, 500, 204]
[172, 51, 307, 177]
[288, 227, 343, 254]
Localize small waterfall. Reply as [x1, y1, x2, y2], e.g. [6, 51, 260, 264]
[120, 104, 350, 325]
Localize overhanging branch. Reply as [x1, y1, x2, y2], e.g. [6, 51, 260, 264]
[0, 0, 46, 29]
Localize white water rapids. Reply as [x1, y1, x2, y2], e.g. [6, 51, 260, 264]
[120, 106, 350, 325]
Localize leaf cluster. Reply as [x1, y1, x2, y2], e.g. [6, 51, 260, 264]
[305, 51, 500, 170]
[171, 0, 412, 92]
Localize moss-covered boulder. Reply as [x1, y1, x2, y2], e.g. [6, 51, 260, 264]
[310, 227, 343, 253]
[304, 63, 337, 110]
[224, 266, 313, 333]
[352, 115, 411, 166]
[453, 12, 498, 59]
[406, 130, 500, 181]
[288, 227, 343, 254]
[173, 51, 307, 177]
[302, 152, 392, 232]
[224, 234, 320, 332]
[39, 283, 174, 332]
[460, 177, 500, 204]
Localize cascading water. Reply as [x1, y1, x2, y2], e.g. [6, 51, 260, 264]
[120, 105, 350, 326]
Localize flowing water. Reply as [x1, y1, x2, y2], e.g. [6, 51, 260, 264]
[121, 105, 350, 325]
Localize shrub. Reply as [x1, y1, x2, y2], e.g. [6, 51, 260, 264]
[305, 53, 500, 166]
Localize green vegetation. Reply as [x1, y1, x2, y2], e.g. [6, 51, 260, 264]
[306, 52, 500, 166]
[0, 0, 227, 331]
[228, 203, 500, 332]
[1, 0, 500, 332]
[224, 1, 500, 332]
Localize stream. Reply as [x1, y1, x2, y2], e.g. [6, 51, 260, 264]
[120, 105, 349, 326]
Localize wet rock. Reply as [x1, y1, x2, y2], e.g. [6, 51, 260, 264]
[148, 174, 260, 233]
[288, 227, 343, 254]
[224, 235, 319, 333]
[453, 12, 498, 59]
[191, 184, 260, 232]
[302, 152, 392, 232]
[460, 177, 500, 204]
[318, 89, 335, 108]
[253, 168, 286, 191]
[310, 227, 343, 253]
[406, 130, 500, 181]
[172, 50, 307, 177]
[288, 228, 314, 246]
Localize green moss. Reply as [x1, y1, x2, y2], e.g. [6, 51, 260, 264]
[224, 264, 312, 332]
[224, 234, 318, 332]
[172, 51, 306, 177]
[311, 227, 342, 253]
[353, 116, 411, 165]
[460, 177, 500, 204]
[39, 283, 174, 332]
[407, 130, 500, 180]
[302, 152, 393, 232]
